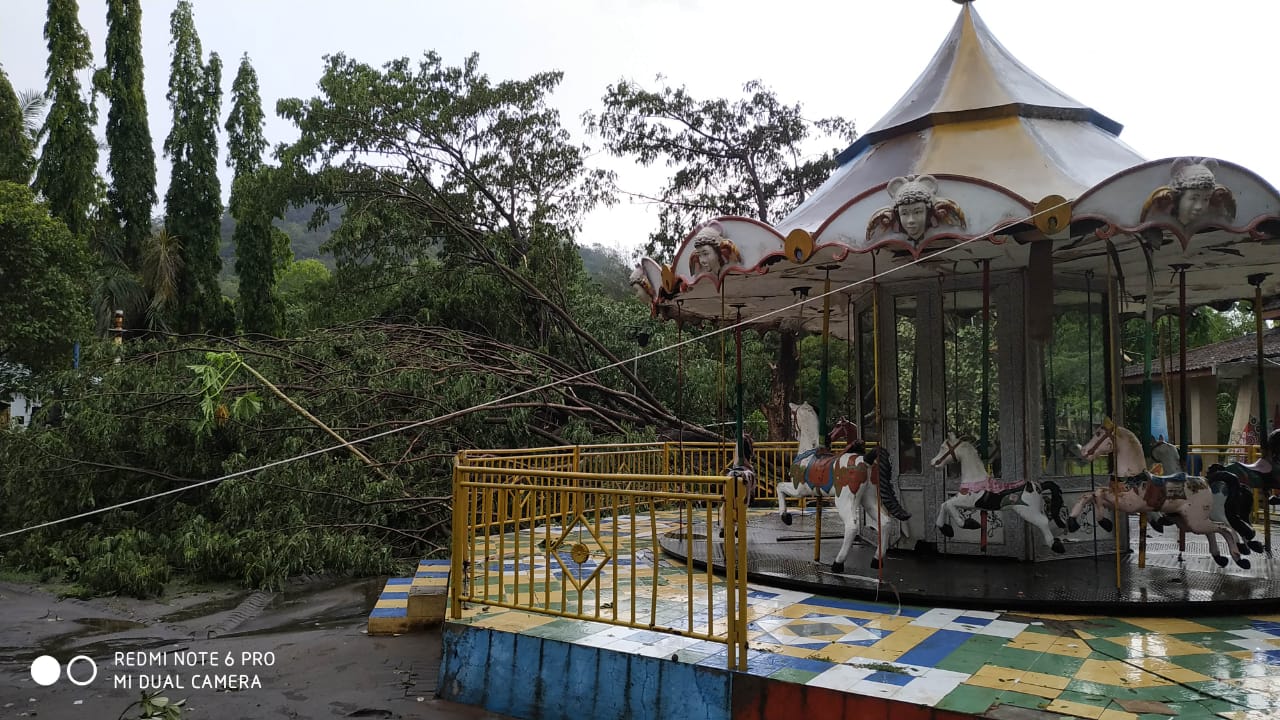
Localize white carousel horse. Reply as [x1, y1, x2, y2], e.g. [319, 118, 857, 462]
[775, 403, 911, 572]
[1066, 418, 1250, 568]
[930, 432, 1066, 554]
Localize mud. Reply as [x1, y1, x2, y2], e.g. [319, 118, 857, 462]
[0, 578, 511, 719]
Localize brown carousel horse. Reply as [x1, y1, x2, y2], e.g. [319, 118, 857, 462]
[775, 402, 910, 572]
[1066, 418, 1251, 568]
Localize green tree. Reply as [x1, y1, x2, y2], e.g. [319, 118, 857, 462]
[163, 0, 223, 334]
[33, 0, 99, 238]
[0, 67, 34, 184]
[276, 52, 677, 416]
[0, 181, 92, 372]
[585, 78, 856, 260]
[225, 54, 281, 334]
[96, 0, 156, 272]
[586, 79, 857, 439]
[277, 258, 333, 332]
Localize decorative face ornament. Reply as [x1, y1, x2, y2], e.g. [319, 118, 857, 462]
[685, 221, 742, 276]
[628, 267, 653, 302]
[867, 175, 966, 244]
[692, 236, 722, 275]
[1172, 161, 1217, 225]
[898, 201, 929, 241]
[889, 175, 938, 241]
[1142, 158, 1237, 229]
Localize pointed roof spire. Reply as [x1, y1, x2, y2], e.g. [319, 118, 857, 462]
[837, 2, 1122, 164]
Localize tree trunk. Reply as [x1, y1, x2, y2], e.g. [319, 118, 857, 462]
[762, 329, 800, 441]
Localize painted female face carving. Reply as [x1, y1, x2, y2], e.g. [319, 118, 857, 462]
[1177, 188, 1212, 225]
[692, 241, 721, 274]
[898, 201, 929, 240]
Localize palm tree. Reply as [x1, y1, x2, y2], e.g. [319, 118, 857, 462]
[18, 89, 47, 149]
[141, 228, 183, 330]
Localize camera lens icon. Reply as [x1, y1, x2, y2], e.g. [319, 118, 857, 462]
[30, 655, 98, 687]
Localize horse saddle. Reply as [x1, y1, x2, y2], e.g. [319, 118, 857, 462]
[974, 484, 1026, 511]
[1141, 471, 1188, 507]
[1238, 458, 1273, 474]
[1218, 460, 1279, 492]
[791, 449, 840, 491]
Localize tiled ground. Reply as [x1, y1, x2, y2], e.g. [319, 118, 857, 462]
[438, 512, 1280, 720]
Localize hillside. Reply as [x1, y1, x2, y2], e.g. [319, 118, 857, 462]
[217, 207, 633, 299]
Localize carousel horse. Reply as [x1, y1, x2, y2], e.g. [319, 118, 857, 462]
[775, 403, 911, 572]
[1208, 427, 1280, 508]
[1149, 440, 1262, 552]
[1066, 418, 1250, 568]
[1045, 437, 1087, 474]
[930, 432, 1067, 554]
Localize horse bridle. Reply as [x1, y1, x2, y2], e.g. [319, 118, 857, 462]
[936, 436, 964, 467]
[1082, 424, 1115, 459]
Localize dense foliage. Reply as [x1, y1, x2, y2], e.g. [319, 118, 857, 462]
[225, 54, 282, 334]
[0, 182, 93, 374]
[0, 315, 765, 596]
[33, 0, 99, 239]
[97, 0, 156, 272]
[0, 66, 34, 184]
[162, 1, 225, 334]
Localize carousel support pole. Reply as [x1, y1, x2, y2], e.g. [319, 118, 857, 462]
[819, 266, 838, 442]
[847, 296, 854, 421]
[1249, 273, 1271, 551]
[1086, 270, 1099, 553]
[720, 287, 729, 470]
[1108, 259, 1122, 589]
[980, 260, 991, 553]
[733, 305, 746, 467]
[872, 254, 882, 451]
[733, 305, 748, 605]
[1137, 266, 1157, 569]
[1176, 265, 1191, 555]
[815, 266, 839, 563]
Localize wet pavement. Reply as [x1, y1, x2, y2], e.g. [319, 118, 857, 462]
[0, 578, 513, 719]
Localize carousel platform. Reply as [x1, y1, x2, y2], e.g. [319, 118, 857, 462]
[440, 507, 1280, 720]
[657, 509, 1280, 616]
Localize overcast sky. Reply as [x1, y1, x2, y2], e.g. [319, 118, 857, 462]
[3, 0, 1278, 258]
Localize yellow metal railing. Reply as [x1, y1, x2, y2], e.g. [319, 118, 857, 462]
[450, 457, 750, 670]
[1186, 443, 1260, 468]
[458, 440, 839, 504]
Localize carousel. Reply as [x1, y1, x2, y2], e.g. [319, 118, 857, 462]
[637, 0, 1280, 611]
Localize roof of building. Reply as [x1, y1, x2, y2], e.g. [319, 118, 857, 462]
[1123, 326, 1280, 378]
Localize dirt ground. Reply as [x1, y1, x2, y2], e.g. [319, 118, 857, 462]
[0, 577, 511, 719]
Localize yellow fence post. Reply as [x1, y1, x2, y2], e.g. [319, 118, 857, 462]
[450, 456, 465, 620]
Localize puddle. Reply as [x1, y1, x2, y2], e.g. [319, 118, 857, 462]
[158, 593, 252, 623]
[4, 636, 173, 665]
[214, 578, 387, 638]
[75, 617, 147, 633]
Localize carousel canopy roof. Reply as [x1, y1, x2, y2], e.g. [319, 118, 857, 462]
[785, 2, 1144, 230]
[630, 1, 1280, 335]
